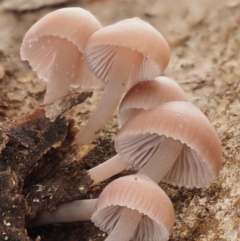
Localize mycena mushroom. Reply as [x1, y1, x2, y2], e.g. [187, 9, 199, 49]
[92, 174, 175, 241]
[32, 175, 175, 241]
[87, 77, 187, 185]
[118, 76, 188, 127]
[116, 101, 223, 187]
[20, 7, 102, 104]
[73, 17, 170, 145]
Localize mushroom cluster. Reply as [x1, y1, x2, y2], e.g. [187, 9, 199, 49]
[21, 7, 223, 241]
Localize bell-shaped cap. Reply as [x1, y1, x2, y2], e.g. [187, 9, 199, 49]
[84, 18, 170, 87]
[115, 101, 223, 188]
[119, 76, 188, 127]
[92, 174, 175, 241]
[20, 7, 103, 95]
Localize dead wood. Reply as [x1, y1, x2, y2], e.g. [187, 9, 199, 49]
[0, 92, 94, 241]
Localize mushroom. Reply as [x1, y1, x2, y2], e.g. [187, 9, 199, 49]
[31, 199, 97, 227]
[87, 77, 187, 185]
[73, 17, 170, 145]
[20, 7, 102, 104]
[92, 174, 175, 241]
[118, 76, 188, 127]
[115, 101, 223, 187]
[31, 175, 174, 241]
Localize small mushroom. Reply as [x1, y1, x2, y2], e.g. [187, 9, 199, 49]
[92, 174, 175, 241]
[20, 7, 102, 104]
[118, 76, 188, 127]
[116, 101, 223, 187]
[88, 77, 187, 185]
[74, 17, 170, 145]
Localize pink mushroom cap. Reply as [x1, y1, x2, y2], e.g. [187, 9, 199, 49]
[118, 76, 188, 127]
[116, 101, 223, 188]
[92, 174, 175, 241]
[20, 7, 103, 103]
[85, 17, 170, 89]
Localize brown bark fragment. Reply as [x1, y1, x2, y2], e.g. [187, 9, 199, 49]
[0, 92, 94, 241]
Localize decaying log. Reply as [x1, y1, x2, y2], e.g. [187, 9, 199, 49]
[0, 92, 94, 241]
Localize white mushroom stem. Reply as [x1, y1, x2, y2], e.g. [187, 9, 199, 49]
[88, 154, 129, 185]
[73, 47, 141, 145]
[138, 137, 183, 183]
[106, 207, 141, 241]
[31, 199, 97, 227]
[43, 38, 73, 104]
[44, 69, 69, 104]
